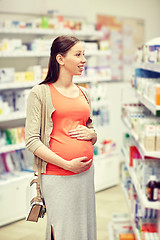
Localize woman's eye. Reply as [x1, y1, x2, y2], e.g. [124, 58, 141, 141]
[76, 53, 81, 57]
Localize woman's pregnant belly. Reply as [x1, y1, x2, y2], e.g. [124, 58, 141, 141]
[46, 136, 93, 175]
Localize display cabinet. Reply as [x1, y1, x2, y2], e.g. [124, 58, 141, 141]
[120, 59, 160, 239]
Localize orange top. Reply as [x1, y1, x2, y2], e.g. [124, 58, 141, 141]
[44, 84, 93, 175]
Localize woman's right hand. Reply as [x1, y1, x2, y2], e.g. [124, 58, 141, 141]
[66, 157, 92, 173]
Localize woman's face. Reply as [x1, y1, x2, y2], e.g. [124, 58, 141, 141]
[62, 41, 87, 76]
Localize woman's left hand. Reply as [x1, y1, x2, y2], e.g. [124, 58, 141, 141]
[68, 125, 94, 141]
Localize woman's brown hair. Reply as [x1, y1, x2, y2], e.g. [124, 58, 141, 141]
[40, 35, 80, 84]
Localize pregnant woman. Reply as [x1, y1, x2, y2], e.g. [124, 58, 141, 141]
[25, 35, 97, 240]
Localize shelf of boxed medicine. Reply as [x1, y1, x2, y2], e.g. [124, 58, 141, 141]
[121, 184, 141, 240]
[0, 27, 104, 38]
[121, 147, 160, 210]
[122, 116, 160, 159]
[135, 91, 160, 117]
[108, 212, 138, 240]
[0, 76, 113, 91]
[135, 63, 160, 74]
[121, 159, 160, 240]
[0, 49, 110, 58]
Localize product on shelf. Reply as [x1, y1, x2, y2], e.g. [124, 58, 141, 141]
[122, 103, 160, 152]
[119, 233, 135, 240]
[93, 139, 116, 155]
[0, 149, 33, 181]
[0, 15, 98, 32]
[129, 146, 141, 167]
[135, 37, 160, 64]
[0, 38, 51, 53]
[0, 89, 31, 116]
[146, 175, 158, 202]
[84, 41, 98, 51]
[14, 71, 34, 82]
[122, 132, 160, 200]
[121, 163, 132, 199]
[87, 83, 110, 127]
[135, 200, 159, 238]
[109, 213, 135, 240]
[135, 77, 160, 106]
[0, 127, 25, 146]
[0, 68, 15, 83]
[133, 38, 160, 120]
[98, 40, 110, 51]
[27, 65, 42, 83]
[0, 65, 42, 85]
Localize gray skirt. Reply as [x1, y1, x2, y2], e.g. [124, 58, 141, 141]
[41, 163, 97, 240]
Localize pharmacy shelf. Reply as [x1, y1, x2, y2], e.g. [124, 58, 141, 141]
[121, 182, 159, 240]
[122, 147, 160, 210]
[0, 50, 110, 58]
[121, 115, 132, 129]
[121, 184, 141, 240]
[0, 76, 118, 91]
[0, 27, 104, 38]
[131, 130, 160, 159]
[74, 75, 113, 84]
[121, 183, 131, 209]
[122, 116, 160, 159]
[0, 143, 25, 154]
[135, 62, 160, 73]
[0, 51, 49, 57]
[108, 213, 137, 240]
[136, 91, 160, 116]
[0, 81, 36, 90]
[0, 112, 26, 122]
[0, 112, 26, 128]
[0, 171, 33, 186]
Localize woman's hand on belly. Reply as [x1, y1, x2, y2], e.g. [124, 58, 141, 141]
[66, 156, 92, 173]
[68, 125, 94, 141]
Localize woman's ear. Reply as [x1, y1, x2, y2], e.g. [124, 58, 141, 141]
[56, 54, 64, 66]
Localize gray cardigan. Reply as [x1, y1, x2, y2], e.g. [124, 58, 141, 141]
[25, 84, 96, 173]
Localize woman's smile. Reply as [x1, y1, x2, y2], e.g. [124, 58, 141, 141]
[78, 65, 84, 72]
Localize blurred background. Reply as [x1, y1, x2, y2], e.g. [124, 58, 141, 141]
[0, 0, 160, 239]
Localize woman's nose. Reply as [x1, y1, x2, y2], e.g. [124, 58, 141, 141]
[82, 55, 87, 63]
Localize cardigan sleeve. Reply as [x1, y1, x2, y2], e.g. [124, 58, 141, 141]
[25, 85, 44, 153]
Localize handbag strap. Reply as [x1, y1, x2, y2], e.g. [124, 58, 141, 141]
[37, 84, 45, 200]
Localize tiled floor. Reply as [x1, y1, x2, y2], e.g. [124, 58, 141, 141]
[0, 184, 128, 240]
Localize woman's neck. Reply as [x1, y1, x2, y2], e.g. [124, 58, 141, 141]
[54, 71, 73, 88]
